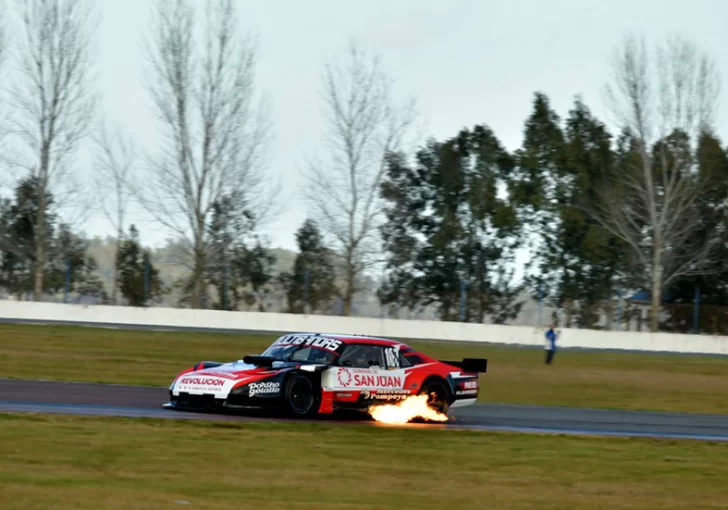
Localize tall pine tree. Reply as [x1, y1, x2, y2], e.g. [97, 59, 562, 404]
[0, 177, 104, 301]
[47, 223, 107, 300]
[0, 177, 55, 297]
[511, 93, 568, 319]
[560, 98, 626, 327]
[678, 132, 728, 304]
[380, 126, 521, 322]
[284, 219, 338, 314]
[118, 225, 163, 306]
[511, 93, 626, 328]
[203, 194, 276, 311]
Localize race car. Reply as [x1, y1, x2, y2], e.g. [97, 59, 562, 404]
[163, 332, 487, 418]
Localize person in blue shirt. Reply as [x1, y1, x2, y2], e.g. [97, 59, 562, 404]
[544, 324, 557, 365]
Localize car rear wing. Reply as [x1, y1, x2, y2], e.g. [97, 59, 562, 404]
[440, 358, 488, 373]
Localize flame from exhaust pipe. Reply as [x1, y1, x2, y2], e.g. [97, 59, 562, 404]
[367, 394, 449, 424]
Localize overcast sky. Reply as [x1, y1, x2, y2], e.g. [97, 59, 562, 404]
[86, 0, 728, 253]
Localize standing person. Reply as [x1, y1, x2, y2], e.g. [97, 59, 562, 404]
[544, 324, 557, 365]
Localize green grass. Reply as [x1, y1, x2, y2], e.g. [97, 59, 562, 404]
[1, 323, 727, 414]
[0, 412, 726, 510]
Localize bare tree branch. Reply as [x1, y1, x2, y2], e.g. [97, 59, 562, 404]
[595, 33, 722, 331]
[304, 39, 417, 315]
[92, 116, 137, 304]
[7, 0, 97, 300]
[136, 0, 275, 309]
[0, 4, 10, 178]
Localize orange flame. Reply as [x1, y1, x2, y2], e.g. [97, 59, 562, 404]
[368, 395, 449, 424]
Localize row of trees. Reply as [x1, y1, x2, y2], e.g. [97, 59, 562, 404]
[0, 167, 334, 310]
[377, 39, 728, 331]
[294, 35, 728, 332]
[0, 1, 726, 332]
[374, 35, 728, 331]
[0, 174, 163, 306]
[0, 178, 104, 299]
[0, 0, 277, 307]
[0, 0, 417, 315]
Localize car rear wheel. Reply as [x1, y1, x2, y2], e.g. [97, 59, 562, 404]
[420, 379, 450, 415]
[284, 374, 320, 418]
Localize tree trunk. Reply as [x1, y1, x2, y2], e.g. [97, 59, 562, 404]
[33, 180, 47, 302]
[191, 250, 204, 309]
[565, 298, 573, 328]
[111, 248, 118, 305]
[111, 232, 121, 305]
[191, 218, 205, 309]
[343, 264, 354, 316]
[605, 299, 615, 331]
[650, 241, 663, 332]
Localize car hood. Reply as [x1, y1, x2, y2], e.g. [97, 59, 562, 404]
[182, 359, 306, 381]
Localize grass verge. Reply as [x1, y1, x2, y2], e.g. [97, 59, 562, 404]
[0, 412, 726, 510]
[1, 323, 727, 414]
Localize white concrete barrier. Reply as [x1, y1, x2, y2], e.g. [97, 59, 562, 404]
[1, 300, 727, 355]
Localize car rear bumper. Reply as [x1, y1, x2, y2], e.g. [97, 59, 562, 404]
[450, 397, 477, 408]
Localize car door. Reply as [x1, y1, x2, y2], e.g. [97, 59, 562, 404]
[323, 344, 409, 402]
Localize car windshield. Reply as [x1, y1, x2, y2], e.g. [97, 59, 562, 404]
[261, 345, 337, 364]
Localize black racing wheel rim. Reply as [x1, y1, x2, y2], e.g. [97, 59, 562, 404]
[289, 378, 314, 415]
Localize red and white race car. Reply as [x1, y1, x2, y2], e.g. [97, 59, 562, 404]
[164, 332, 487, 419]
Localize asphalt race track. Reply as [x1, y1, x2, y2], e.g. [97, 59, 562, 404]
[1, 378, 728, 441]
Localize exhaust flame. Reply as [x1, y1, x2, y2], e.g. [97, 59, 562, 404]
[368, 395, 449, 424]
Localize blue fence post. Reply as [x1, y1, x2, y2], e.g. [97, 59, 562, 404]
[63, 258, 71, 303]
[303, 268, 310, 314]
[143, 255, 150, 305]
[615, 288, 622, 330]
[694, 285, 700, 334]
[459, 279, 467, 322]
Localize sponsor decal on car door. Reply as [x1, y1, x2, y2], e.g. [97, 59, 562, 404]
[323, 366, 407, 390]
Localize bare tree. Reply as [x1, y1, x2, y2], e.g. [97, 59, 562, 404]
[9, 0, 96, 300]
[92, 118, 136, 304]
[0, 5, 9, 167]
[304, 40, 417, 316]
[595, 34, 722, 331]
[138, 0, 273, 309]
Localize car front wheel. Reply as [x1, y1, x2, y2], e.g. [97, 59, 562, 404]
[284, 374, 320, 418]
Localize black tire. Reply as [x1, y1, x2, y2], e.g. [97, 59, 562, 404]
[284, 373, 320, 418]
[419, 379, 451, 416]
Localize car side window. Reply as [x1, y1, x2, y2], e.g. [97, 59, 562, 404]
[290, 347, 314, 362]
[339, 345, 385, 368]
[404, 353, 425, 365]
[394, 347, 421, 368]
[398, 352, 412, 368]
[289, 347, 335, 364]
